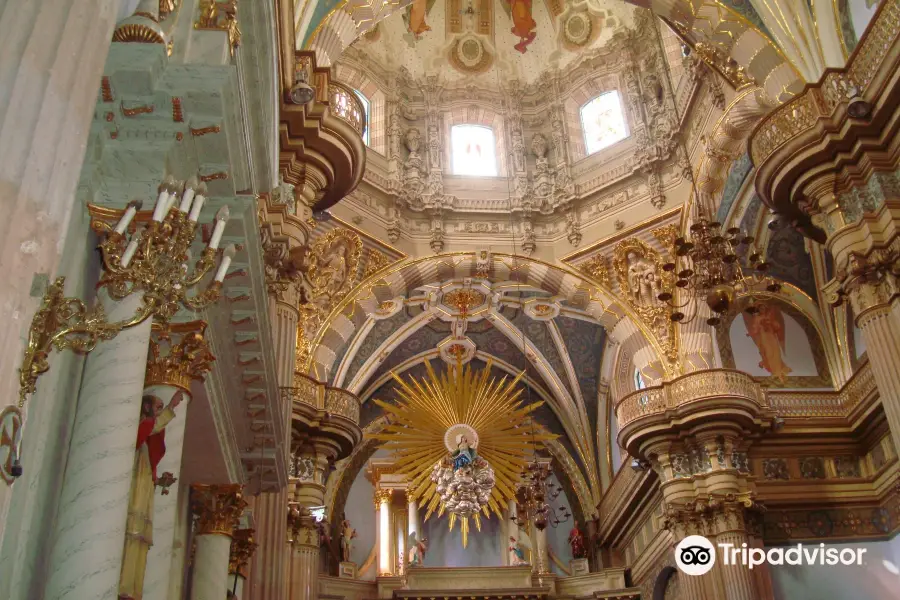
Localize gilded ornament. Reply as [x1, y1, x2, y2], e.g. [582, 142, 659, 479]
[190, 125, 222, 137]
[195, 0, 241, 55]
[579, 255, 611, 288]
[145, 321, 215, 390]
[443, 288, 486, 315]
[228, 528, 257, 577]
[363, 248, 393, 279]
[191, 483, 248, 536]
[368, 360, 554, 547]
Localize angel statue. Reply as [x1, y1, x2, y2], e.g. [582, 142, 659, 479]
[407, 532, 428, 567]
[341, 519, 357, 563]
[451, 434, 477, 471]
[509, 535, 529, 566]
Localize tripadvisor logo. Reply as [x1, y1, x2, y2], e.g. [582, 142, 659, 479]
[675, 536, 867, 576]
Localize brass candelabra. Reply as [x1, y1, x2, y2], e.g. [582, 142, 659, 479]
[17, 175, 235, 409]
[514, 457, 571, 531]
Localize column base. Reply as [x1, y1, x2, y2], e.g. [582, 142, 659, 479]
[569, 558, 589, 576]
[339, 561, 358, 579]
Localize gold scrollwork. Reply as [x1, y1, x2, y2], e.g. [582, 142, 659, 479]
[145, 321, 215, 390]
[195, 0, 241, 55]
[191, 483, 247, 536]
[612, 238, 678, 364]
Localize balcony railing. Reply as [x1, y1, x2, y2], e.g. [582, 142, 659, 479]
[280, 373, 361, 425]
[615, 369, 765, 429]
[329, 81, 366, 138]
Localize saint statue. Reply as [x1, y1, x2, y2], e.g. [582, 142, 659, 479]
[118, 391, 183, 600]
[341, 519, 358, 562]
[451, 435, 476, 471]
[626, 251, 661, 307]
[568, 525, 586, 559]
[742, 303, 792, 383]
[407, 532, 428, 567]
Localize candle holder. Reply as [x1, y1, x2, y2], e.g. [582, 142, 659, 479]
[17, 176, 234, 411]
[156, 471, 178, 495]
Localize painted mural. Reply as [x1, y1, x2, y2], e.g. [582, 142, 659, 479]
[741, 303, 792, 383]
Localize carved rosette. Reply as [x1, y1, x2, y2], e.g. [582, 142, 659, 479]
[612, 238, 677, 363]
[145, 321, 215, 390]
[228, 528, 258, 577]
[191, 484, 248, 537]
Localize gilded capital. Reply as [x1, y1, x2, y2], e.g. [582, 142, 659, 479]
[287, 502, 318, 545]
[374, 488, 393, 509]
[191, 483, 247, 537]
[229, 528, 257, 577]
[145, 321, 214, 391]
[827, 237, 900, 322]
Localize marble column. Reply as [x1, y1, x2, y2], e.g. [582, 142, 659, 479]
[533, 523, 549, 575]
[0, 0, 121, 458]
[190, 484, 248, 600]
[44, 292, 152, 600]
[166, 479, 192, 600]
[407, 495, 418, 542]
[376, 489, 393, 575]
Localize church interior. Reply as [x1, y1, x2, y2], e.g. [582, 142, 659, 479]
[1, 0, 900, 599]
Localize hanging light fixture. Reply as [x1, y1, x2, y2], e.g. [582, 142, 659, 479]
[656, 207, 782, 326]
[513, 420, 571, 531]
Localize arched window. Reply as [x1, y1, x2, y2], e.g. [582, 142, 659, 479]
[580, 91, 628, 155]
[634, 368, 646, 390]
[354, 89, 370, 146]
[451, 125, 497, 176]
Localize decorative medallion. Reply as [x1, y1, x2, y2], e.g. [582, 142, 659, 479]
[563, 12, 592, 46]
[449, 34, 494, 74]
[0, 406, 23, 485]
[524, 299, 560, 321]
[438, 335, 476, 365]
[443, 288, 487, 315]
[374, 296, 404, 320]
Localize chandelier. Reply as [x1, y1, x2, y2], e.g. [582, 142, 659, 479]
[514, 423, 571, 531]
[657, 213, 782, 326]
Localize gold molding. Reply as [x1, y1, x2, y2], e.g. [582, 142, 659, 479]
[191, 483, 247, 537]
[145, 321, 215, 390]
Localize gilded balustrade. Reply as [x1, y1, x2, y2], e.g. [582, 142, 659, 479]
[615, 369, 764, 429]
[328, 81, 367, 137]
[280, 373, 361, 425]
[749, 0, 900, 167]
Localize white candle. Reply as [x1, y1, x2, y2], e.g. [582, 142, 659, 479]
[179, 176, 199, 212]
[151, 190, 170, 221]
[209, 205, 230, 250]
[189, 182, 208, 222]
[120, 239, 139, 267]
[113, 200, 143, 235]
[214, 244, 236, 282]
[151, 176, 176, 222]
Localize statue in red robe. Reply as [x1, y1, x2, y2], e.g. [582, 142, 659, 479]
[508, 0, 537, 53]
[118, 391, 183, 600]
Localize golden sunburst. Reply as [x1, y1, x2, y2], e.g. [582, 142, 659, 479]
[367, 359, 555, 546]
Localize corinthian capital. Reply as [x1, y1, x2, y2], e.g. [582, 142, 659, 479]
[191, 483, 248, 536]
[145, 321, 214, 390]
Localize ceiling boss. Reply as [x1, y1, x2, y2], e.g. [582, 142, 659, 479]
[369, 360, 554, 547]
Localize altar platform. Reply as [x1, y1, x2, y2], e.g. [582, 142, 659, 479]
[319, 566, 641, 600]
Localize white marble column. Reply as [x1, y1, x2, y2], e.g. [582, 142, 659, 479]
[376, 489, 392, 575]
[166, 478, 192, 600]
[227, 574, 245, 598]
[407, 497, 418, 541]
[44, 292, 153, 600]
[142, 384, 190, 600]
[190, 534, 232, 600]
[533, 523, 549, 575]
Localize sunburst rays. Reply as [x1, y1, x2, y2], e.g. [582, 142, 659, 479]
[367, 359, 555, 546]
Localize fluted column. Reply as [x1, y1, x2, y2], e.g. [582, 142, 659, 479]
[190, 484, 248, 600]
[532, 522, 549, 575]
[44, 292, 152, 600]
[287, 503, 320, 600]
[244, 489, 288, 600]
[0, 0, 121, 461]
[713, 530, 758, 600]
[856, 305, 900, 450]
[142, 322, 213, 600]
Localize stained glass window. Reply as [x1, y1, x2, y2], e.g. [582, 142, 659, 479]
[451, 125, 497, 176]
[354, 89, 370, 146]
[580, 91, 628, 155]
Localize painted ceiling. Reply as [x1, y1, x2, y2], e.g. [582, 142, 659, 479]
[349, 0, 636, 84]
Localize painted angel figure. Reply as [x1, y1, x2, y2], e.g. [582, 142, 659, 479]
[742, 302, 792, 383]
[508, 0, 537, 53]
[451, 434, 476, 471]
[407, 532, 428, 567]
[509, 535, 529, 566]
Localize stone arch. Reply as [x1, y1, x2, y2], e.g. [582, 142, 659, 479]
[651, 565, 678, 600]
[307, 252, 669, 383]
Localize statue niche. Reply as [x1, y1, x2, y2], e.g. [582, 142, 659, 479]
[613, 238, 675, 356]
